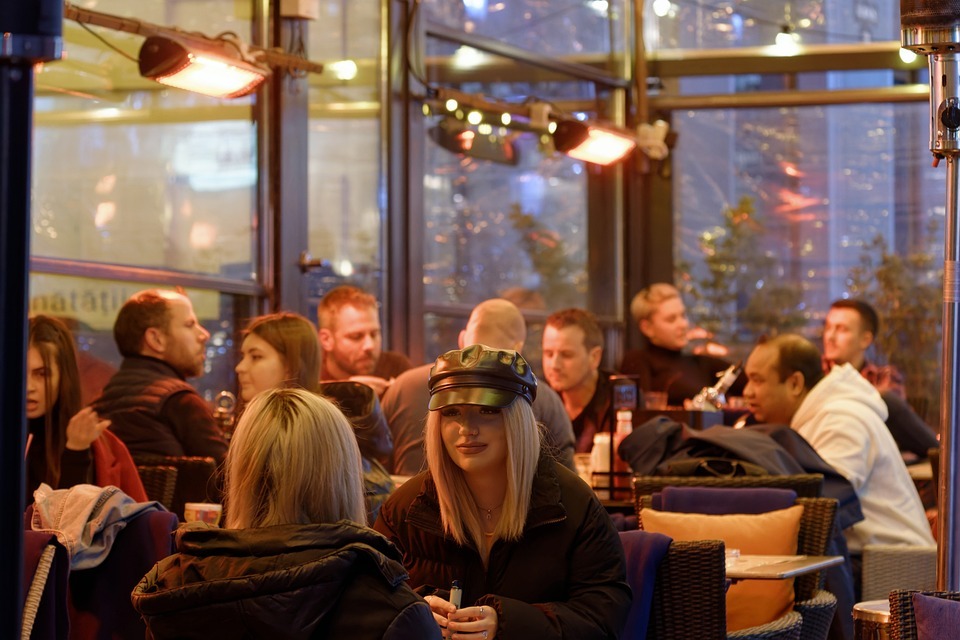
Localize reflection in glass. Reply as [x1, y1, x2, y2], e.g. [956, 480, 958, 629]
[421, 0, 627, 56]
[645, 0, 898, 51]
[673, 101, 944, 419]
[306, 0, 384, 307]
[422, 112, 591, 357]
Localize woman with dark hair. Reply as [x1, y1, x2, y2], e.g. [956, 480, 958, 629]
[375, 345, 630, 640]
[132, 389, 440, 640]
[234, 312, 322, 402]
[234, 311, 395, 522]
[25, 315, 146, 504]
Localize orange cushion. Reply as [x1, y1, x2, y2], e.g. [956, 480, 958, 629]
[642, 505, 803, 632]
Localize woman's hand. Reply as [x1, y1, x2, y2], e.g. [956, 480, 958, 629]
[65, 407, 111, 451]
[447, 605, 498, 639]
[424, 595, 457, 638]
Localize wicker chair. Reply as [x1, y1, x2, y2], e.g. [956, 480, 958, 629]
[647, 538, 804, 640]
[889, 590, 960, 640]
[647, 539, 728, 640]
[133, 455, 218, 519]
[632, 474, 825, 510]
[862, 544, 937, 601]
[638, 493, 838, 640]
[134, 463, 178, 508]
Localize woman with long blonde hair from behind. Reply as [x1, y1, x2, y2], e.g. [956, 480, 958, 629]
[133, 389, 439, 639]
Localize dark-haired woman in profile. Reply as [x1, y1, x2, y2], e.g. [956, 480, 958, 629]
[133, 388, 439, 639]
[375, 345, 630, 640]
[25, 315, 146, 504]
[233, 311, 395, 522]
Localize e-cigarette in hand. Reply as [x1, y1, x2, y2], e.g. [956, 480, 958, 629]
[449, 580, 462, 609]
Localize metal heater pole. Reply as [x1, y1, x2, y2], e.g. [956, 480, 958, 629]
[0, 3, 61, 635]
[901, 1, 960, 590]
[943, 151, 960, 590]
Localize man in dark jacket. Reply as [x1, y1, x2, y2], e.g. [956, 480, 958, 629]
[95, 289, 227, 464]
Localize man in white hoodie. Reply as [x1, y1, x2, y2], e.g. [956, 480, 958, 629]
[743, 334, 933, 557]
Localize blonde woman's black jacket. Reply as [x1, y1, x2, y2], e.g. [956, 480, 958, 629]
[131, 521, 440, 640]
[374, 456, 631, 640]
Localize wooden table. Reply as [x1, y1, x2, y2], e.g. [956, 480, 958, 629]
[726, 554, 844, 580]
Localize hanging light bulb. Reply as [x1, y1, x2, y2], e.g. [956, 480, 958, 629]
[773, 25, 801, 56]
[899, 48, 918, 64]
[652, 0, 671, 18]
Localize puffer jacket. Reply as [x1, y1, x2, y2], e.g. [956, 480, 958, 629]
[374, 456, 631, 640]
[131, 520, 440, 640]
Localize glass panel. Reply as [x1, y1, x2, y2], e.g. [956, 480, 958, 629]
[422, 115, 590, 309]
[32, 0, 256, 279]
[675, 69, 917, 96]
[420, 29, 628, 360]
[645, 0, 899, 51]
[305, 0, 383, 306]
[673, 101, 943, 420]
[28, 273, 255, 405]
[421, 0, 628, 56]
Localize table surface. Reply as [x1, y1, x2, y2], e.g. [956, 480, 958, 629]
[726, 554, 844, 580]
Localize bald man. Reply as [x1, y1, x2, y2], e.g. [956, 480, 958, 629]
[382, 298, 576, 475]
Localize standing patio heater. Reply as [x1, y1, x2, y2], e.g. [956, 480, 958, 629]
[901, 0, 960, 590]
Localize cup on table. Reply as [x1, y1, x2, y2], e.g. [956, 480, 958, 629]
[184, 502, 222, 526]
[725, 547, 741, 569]
[726, 396, 747, 409]
[643, 391, 668, 410]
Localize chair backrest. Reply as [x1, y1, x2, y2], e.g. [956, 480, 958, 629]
[862, 545, 938, 602]
[22, 531, 70, 640]
[134, 455, 218, 519]
[890, 590, 960, 640]
[135, 463, 178, 508]
[68, 509, 179, 640]
[618, 529, 672, 640]
[632, 474, 824, 517]
[647, 539, 728, 640]
[637, 493, 838, 601]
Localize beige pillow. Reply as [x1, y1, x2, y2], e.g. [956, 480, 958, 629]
[642, 505, 804, 632]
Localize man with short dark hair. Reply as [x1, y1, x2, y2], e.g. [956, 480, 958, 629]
[823, 298, 938, 459]
[382, 298, 575, 474]
[95, 289, 227, 464]
[542, 308, 613, 453]
[744, 334, 932, 555]
[824, 299, 903, 397]
[317, 285, 412, 396]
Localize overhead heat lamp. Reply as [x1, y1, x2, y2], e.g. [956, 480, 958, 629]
[552, 120, 638, 166]
[138, 35, 269, 99]
[900, 0, 960, 590]
[64, 2, 324, 98]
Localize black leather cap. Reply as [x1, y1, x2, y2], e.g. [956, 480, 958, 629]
[428, 344, 537, 410]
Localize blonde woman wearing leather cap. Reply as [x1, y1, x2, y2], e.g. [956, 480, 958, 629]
[374, 344, 630, 640]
